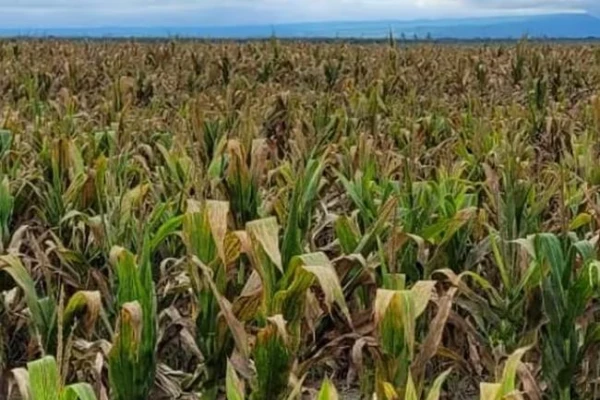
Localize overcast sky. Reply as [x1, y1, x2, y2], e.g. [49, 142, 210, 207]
[1, 0, 597, 28]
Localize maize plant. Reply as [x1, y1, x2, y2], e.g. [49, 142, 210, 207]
[479, 347, 532, 400]
[521, 233, 600, 400]
[10, 355, 97, 400]
[373, 281, 453, 400]
[108, 246, 157, 400]
[183, 200, 240, 398]
[1, 39, 600, 400]
[0, 255, 101, 356]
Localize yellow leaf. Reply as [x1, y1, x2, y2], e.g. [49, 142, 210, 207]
[404, 374, 418, 400]
[206, 200, 230, 264]
[247, 217, 282, 272]
[480, 383, 501, 400]
[317, 377, 339, 400]
[410, 280, 436, 317]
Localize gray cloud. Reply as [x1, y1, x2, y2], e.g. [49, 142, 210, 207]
[461, 0, 594, 11]
[0, 0, 596, 28]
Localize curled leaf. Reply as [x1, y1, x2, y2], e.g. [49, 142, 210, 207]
[64, 291, 102, 336]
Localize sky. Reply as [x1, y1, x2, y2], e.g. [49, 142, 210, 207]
[1, 0, 597, 28]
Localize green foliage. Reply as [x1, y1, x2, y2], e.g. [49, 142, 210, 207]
[11, 356, 97, 400]
[108, 247, 157, 400]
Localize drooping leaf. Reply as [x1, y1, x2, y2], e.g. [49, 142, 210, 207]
[410, 280, 436, 318]
[412, 288, 456, 382]
[62, 383, 98, 400]
[247, 217, 283, 272]
[291, 252, 351, 324]
[63, 290, 102, 336]
[148, 215, 183, 253]
[569, 212, 591, 231]
[0, 255, 56, 352]
[194, 257, 249, 358]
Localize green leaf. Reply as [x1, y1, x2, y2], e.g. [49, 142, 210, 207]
[404, 373, 418, 400]
[355, 197, 398, 256]
[183, 200, 217, 264]
[334, 216, 360, 255]
[62, 383, 98, 400]
[0, 176, 14, 246]
[375, 289, 416, 361]
[250, 316, 293, 400]
[317, 377, 339, 400]
[382, 273, 406, 290]
[0, 129, 13, 158]
[194, 257, 249, 358]
[109, 246, 157, 400]
[569, 213, 591, 231]
[148, 215, 183, 253]
[500, 346, 531, 396]
[425, 368, 452, 400]
[28, 356, 61, 400]
[110, 247, 142, 306]
[108, 301, 153, 400]
[282, 158, 325, 267]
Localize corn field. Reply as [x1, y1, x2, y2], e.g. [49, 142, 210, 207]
[1, 38, 600, 400]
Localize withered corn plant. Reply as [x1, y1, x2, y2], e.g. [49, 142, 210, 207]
[1, 39, 600, 400]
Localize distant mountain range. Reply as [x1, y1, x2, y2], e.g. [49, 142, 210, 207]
[2, 13, 600, 39]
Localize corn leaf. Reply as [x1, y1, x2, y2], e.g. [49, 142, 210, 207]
[28, 356, 61, 400]
[206, 200, 230, 264]
[317, 377, 339, 400]
[247, 217, 282, 272]
[480, 383, 501, 400]
[10, 367, 32, 400]
[0, 255, 56, 352]
[62, 383, 98, 400]
[63, 290, 101, 336]
[109, 301, 151, 400]
[226, 359, 245, 400]
[109, 246, 157, 400]
[334, 216, 360, 255]
[404, 374, 418, 400]
[251, 316, 293, 400]
[410, 280, 436, 318]
[424, 368, 452, 400]
[500, 347, 530, 396]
